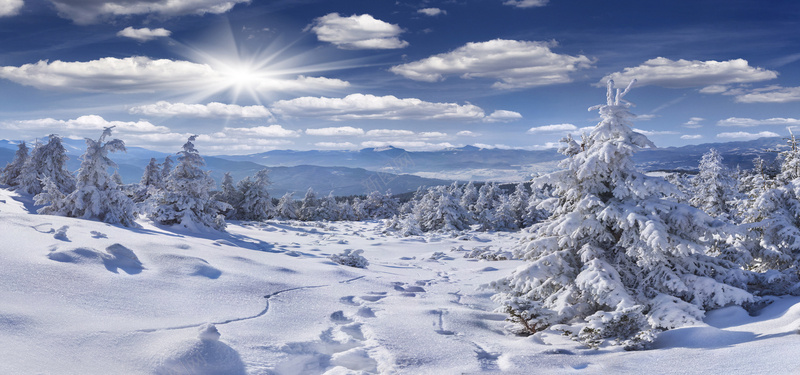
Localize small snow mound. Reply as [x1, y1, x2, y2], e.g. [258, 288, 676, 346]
[329, 347, 378, 372]
[653, 324, 755, 349]
[54, 225, 69, 241]
[199, 323, 221, 341]
[47, 244, 143, 274]
[330, 249, 368, 268]
[154, 254, 222, 279]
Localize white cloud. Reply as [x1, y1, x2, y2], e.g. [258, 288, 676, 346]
[636, 114, 657, 121]
[305, 126, 364, 136]
[314, 142, 357, 149]
[129, 101, 273, 119]
[49, 0, 249, 24]
[271, 93, 489, 121]
[418, 8, 445, 16]
[598, 57, 777, 88]
[117, 27, 171, 42]
[307, 13, 408, 50]
[220, 125, 300, 138]
[527, 123, 577, 134]
[390, 39, 593, 89]
[683, 117, 704, 128]
[484, 110, 523, 123]
[633, 128, 678, 136]
[503, 0, 548, 8]
[0, 0, 23, 17]
[681, 134, 703, 140]
[361, 141, 455, 151]
[699, 85, 729, 94]
[717, 131, 780, 140]
[717, 117, 800, 127]
[456, 130, 479, 137]
[419, 131, 448, 139]
[0, 57, 350, 93]
[734, 86, 800, 103]
[4, 115, 169, 133]
[365, 129, 415, 138]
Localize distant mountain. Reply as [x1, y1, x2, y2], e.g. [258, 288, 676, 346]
[0, 136, 788, 196]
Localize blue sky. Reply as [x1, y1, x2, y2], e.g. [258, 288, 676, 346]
[1, 0, 799, 154]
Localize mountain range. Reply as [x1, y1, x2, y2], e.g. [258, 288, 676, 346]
[0, 136, 788, 196]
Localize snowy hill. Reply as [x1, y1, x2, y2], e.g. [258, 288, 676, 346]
[1, 187, 800, 374]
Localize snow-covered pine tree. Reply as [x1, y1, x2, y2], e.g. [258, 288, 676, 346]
[17, 135, 75, 196]
[276, 192, 298, 220]
[338, 199, 357, 221]
[690, 148, 735, 219]
[299, 188, 318, 221]
[151, 135, 230, 232]
[317, 192, 340, 221]
[475, 183, 500, 231]
[490, 80, 752, 349]
[134, 158, 163, 203]
[509, 182, 530, 228]
[0, 141, 29, 187]
[493, 194, 519, 231]
[235, 169, 274, 221]
[160, 155, 173, 182]
[777, 130, 800, 183]
[215, 172, 241, 219]
[37, 127, 138, 227]
[460, 181, 478, 218]
[415, 185, 470, 233]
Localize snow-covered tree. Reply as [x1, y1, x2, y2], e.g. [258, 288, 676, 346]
[160, 155, 173, 182]
[134, 158, 163, 203]
[509, 182, 530, 228]
[235, 169, 274, 221]
[460, 181, 478, 217]
[276, 192, 298, 220]
[299, 188, 318, 221]
[0, 141, 28, 187]
[317, 192, 340, 221]
[415, 185, 470, 233]
[492, 195, 519, 231]
[361, 190, 400, 219]
[150, 135, 230, 232]
[490, 81, 751, 349]
[37, 128, 138, 227]
[17, 135, 75, 196]
[214, 172, 240, 219]
[690, 148, 735, 219]
[777, 130, 800, 183]
[338, 200, 358, 221]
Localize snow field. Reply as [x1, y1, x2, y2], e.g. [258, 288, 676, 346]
[2, 187, 800, 374]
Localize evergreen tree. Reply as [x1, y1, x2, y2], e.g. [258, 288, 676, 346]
[490, 81, 751, 348]
[690, 148, 734, 219]
[317, 192, 340, 221]
[215, 172, 240, 219]
[235, 169, 274, 221]
[460, 181, 478, 218]
[17, 135, 75, 196]
[276, 192, 298, 220]
[160, 155, 173, 183]
[509, 182, 530, 228]
[0, 141, 29, 187]
[151, 135, 230, 232]
[37, 128, 138, 227]
[299, 188, 318, 221]
[134, 158, 163, 203]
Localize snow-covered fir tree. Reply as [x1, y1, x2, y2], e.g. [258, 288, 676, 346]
[460, 181, 479, 218]
[690, 148, 735, 219]
[299, 188, 319, 221]
[777, 131, 800, 183]
[415, 185, 470, 233]
[235, 169, 274, 221]
[276, 192, 298, 220]
[215, 172, 241, 219]
[37, 128, 138, 227]
[150, 135, 230, 232]
[134, 158, 163, 203]
[0, 141, 29, 187]
[509, 182, 530, 228]
[475, 182, 500, 231]
[490, 81, 751, 349]
[317, 192, 340, 221]
[338, 200, 358, 221]
[361, 190, 400, 219]
[17, 135, 75, 196]
[160, 155, 173, 182]
[492, 194, 519, 231]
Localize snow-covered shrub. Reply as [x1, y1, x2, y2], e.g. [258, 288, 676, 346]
[37, 128, 138, 227]
[490, 80, 752, 346]
[150, 135, 230, 232]
[330, 249, 369, 268]
[464, 246, 513, 261]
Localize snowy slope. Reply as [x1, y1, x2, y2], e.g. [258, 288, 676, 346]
[1, 187, 799, 374]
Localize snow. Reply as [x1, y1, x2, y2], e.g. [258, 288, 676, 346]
[1, 186, 800, 374]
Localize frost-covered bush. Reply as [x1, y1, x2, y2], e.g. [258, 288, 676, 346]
[464, 246, 513, 261]
[490, 81, 752, 347]
[330, 249, 369, 268]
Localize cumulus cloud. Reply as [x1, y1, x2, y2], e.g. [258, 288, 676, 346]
[484, 110, 523, 123]
[717, 117, 800, 127]
[683, 117, 704, 128]
[365, 129, 415, 138]
[361, 141, 455, 151]
[219, 125, 300, 138]
[0, 57, 349, 93]
[272, 93, 492, 121]
[699, 85, 730, 94]
[681, 134, 703, 140]
[598, 57, 777, 88]
[503, 0, 548, 8]
[419, 131, 448, 139]
[734, 86, 800, 103]
[0, 0, 24, 17]
[456, 130, 479, 137]
[390, 39, 593, 89]
[305, 126, 364, 136]
[314, 142, 357, 149]
[4, 115, 169, 133]
[117, 27, 171, 42]
[307, 13, 408, 50]
[717, 131, 780, 140]
[129, 101, 273, 119]
[633, 128, 678, 136]
[49, 0, 250, 24]
[418, 8, 445, 16]
[527, 123, 577, 134]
